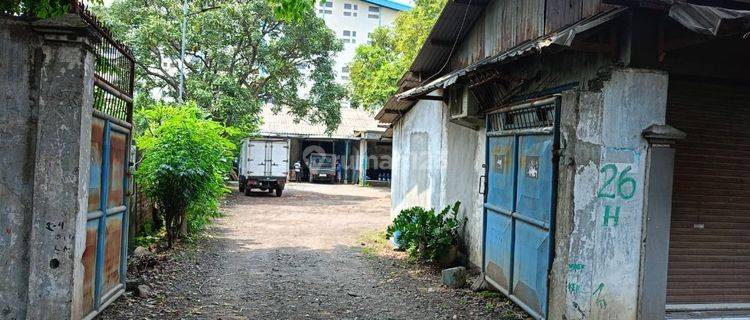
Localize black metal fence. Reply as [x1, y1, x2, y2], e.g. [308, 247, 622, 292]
[488, 103, 555, 132]
[71, 0, 134, 124]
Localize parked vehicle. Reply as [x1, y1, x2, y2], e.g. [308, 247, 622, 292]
[307, 154, 337, 183]
[238, 138, 289, 197]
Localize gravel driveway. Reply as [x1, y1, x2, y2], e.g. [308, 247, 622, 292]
[102, 182, 526, 320]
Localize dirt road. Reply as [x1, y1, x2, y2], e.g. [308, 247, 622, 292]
[103, 183, 525, 320]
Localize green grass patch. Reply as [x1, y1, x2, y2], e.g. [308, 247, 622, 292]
[358, 230, 389, 258]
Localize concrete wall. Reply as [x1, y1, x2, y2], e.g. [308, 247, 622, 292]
[0, 18, 39, 319]
[551, 68, 668, 320]
[391, 95, 445, 215]
[439, 119, 485, 268]
[390, 90, 488, 268]
[0, 15, 97, 319]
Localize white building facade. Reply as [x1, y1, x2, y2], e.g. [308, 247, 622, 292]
[316, 0, 409, 84]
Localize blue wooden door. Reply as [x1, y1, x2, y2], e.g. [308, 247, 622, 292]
[83, 117, 130, 318]
[483, 98, 558, 319]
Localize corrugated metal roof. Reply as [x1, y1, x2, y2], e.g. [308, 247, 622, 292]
[409, 0, 490, 74]
[397, 7, 629, 100]
[361, 0, 412, 11]
[260, 105, 384, 139]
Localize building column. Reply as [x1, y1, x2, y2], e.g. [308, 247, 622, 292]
[558, 68, 670, 320]
[638, 125, 685, 320]
[359, 139, 368, 185]
[26, 14, 98, 320]
[344, 140, 350, 184]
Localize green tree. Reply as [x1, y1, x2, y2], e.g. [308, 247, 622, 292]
[1, 0, 102, 18]
[349, 0, 445, 110]
[99, 0, 346, 132]
[136, 103, 238, 246]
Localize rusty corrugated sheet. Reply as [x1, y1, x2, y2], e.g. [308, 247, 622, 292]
[666, 78, 750, 305]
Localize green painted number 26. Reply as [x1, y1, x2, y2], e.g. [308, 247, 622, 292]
[597, 164, 636, 200]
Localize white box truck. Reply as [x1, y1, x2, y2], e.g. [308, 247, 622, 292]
[238, 138, 289, 197]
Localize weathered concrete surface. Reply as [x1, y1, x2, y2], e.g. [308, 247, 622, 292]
[0, 18, 39, 320]
[390, 90, 486, 269]
[440, 117, 484, 268]
[555, 69, 668, 320]
[0, 14, 96, 320]
[391, 94, 445, 215]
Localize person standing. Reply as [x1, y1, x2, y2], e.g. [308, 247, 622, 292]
[336, 159, 343, 184]
[294, 160, 302, 182]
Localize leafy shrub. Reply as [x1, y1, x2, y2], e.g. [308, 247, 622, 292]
[136, 103, 237, 246]
[385, 202, 461, 261]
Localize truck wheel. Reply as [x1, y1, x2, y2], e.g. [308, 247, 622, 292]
[244, 187, 252, 196]
[275, 188, 283, 197]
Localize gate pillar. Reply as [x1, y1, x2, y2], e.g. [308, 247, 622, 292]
[26, 14, 99, 320]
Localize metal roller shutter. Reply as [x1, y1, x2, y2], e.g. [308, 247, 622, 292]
[666, 78, 750, 306]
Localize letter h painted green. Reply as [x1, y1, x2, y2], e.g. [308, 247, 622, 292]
[603, 205, 620, 226]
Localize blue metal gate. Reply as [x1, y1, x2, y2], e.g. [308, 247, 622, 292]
[483, 97, 559, 319]
[78, 2, 135, 316]
[83, 116, 130, 318]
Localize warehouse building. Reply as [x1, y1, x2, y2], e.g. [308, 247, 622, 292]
[378, 1, 750, 319]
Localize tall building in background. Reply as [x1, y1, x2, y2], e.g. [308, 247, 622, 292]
[316, 0, 410, 86]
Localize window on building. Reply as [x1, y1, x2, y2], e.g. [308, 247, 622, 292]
[367, 6, 380, 19]
[343, 3, 358, 16]
[342, 30, 357, 44]
[318, 1, 333, 14]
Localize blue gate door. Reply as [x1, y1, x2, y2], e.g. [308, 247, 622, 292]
[83, 116, 130, 318]
[483, 98, 558, 319]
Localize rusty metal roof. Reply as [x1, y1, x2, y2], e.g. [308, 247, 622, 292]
[409, 0, 491, 75]
[398, 7, 628, 100]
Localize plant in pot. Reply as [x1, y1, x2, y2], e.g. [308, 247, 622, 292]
[386, 202, 461, 266]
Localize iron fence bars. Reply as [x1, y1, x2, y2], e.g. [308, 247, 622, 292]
[71, 0, 135, 124]
[487, 102, 555, 132]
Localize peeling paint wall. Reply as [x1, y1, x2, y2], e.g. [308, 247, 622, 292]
[390, 91, 488, 268]
[391, 95, 445, 217]
[554, 69, 668, 320]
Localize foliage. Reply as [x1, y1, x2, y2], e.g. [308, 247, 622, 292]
[97, 0, 346, 133]
[1, 0, 102, 18]
[136, 103, 237, 246]
[268, 0, 314, 22]
[349, 0, 446, 110]
[385, 201, 460, 261]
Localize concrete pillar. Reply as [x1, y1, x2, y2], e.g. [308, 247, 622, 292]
[25, 14, 98, 320]
[0, 17, 39, 319]
[359, 139, 368, 185]
[557, 68, 670, 320]
[344, 140, 350, 183]
[638, 125, 685, 320]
